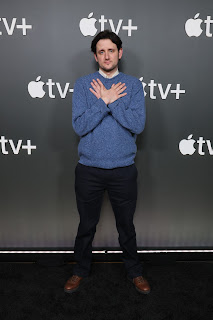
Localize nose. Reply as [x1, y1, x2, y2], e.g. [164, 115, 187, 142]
[105, 52, 109, 59]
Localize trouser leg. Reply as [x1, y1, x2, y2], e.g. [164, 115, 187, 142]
[107, 164, 142, 278]
[73, 164, 105, 277]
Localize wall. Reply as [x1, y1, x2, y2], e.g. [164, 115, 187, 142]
[0, 0, 213, 248]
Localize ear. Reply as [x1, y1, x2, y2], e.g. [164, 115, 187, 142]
[118, 48, 123, 60]
[94, 53, 98, 62]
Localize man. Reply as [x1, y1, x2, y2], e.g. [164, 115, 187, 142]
[64, 30, 150, 294]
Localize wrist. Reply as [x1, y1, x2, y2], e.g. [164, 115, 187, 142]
[102, 97, 109, 105]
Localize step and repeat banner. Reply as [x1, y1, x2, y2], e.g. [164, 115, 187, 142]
[0, 0, 213, 249]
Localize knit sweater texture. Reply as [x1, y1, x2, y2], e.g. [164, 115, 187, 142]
[72, 71, 146, 169]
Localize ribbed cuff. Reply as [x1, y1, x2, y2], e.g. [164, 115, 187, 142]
[98, 98, 110, 114]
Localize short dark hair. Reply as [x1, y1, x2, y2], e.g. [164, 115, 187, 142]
[91, 30, 122, 54]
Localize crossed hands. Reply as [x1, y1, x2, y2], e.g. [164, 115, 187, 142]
[89, 79, 127, 105]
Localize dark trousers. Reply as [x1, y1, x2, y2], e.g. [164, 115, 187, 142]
[73, 162, 142, 278]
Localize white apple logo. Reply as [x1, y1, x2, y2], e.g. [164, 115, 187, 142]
[139, 77, 147, 97]
[185, 13, 203, 37]
[79, 12, 97, 36]
[28, 76, 45, 98]
[179, 134, 196, 155]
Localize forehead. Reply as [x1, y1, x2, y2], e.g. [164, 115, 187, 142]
[96, 39, 117, 51]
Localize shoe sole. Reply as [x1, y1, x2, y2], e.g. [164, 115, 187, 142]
[135, 286, 150, 294]
[64, 286, 80, 294]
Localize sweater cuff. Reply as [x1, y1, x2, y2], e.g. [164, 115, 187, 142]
[108, 99, 122, 111]
[98, 98, 111, 113]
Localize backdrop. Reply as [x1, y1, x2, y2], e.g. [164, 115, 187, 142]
[0, 0, 213, 249]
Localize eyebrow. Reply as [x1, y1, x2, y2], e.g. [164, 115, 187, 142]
[98, 48, 115, 52]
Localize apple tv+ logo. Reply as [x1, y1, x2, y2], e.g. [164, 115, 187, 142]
[185, 13, 213, 37]
[79, 12, 137, 37]
[28, 76, 73, 99]
[28, 75, 186, 100]
[0, 18, 32, 36]
[179, 134, 213, 156]
[139, 77, 185, 100]
[0, 136, 36, 155]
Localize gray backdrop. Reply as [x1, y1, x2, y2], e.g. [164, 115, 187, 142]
[0, 0, 213, 249]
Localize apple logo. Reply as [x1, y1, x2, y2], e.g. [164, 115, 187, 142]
[79, 12, 97, 37]
[185, 13, 203, 37]
[179, 134, 196, 155]
[139, 77, 147, 97]
[28, 76, 45, 98]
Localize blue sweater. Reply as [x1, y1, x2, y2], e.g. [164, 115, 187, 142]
[72, 71, 146, 169]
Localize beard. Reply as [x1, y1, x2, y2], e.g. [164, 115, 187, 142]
[102, 66, 116, 73]
[100, 62, 118, 73]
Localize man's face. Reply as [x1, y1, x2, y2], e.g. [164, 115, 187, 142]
[94, 39, 123, 75]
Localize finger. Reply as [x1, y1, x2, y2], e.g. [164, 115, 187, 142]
[91, 81, 100, 92]
[89, 87, 96, 95]
[97, 78, 107, 90]
[117, 84, 126, 91]
[91, 81, 97, 88]
[118, 86, 127, 93]
[116, 83, 126, 90]
[118, 92, 127, 98]
[92, 79, 100, 88]
[111, 84, 115, 87]
[89, 88, 99, 98]
[114, 82, 126, 91]
[114, 82, 122, 89]
[97, 78, 104, 87]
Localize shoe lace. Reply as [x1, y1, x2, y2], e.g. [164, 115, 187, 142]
[135, 276, 145, 284]
[71, 275, 80, 283]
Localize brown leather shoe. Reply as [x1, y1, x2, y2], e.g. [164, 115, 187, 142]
[131, 276, 151, 294]
[64, 275, 83, 293]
